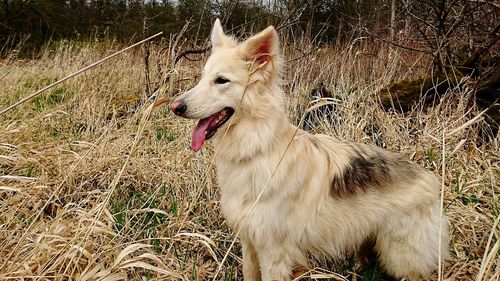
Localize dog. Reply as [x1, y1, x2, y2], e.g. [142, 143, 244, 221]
[170, 19, 449, 281]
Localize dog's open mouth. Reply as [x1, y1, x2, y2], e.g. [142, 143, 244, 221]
[191, 107, 234, 152]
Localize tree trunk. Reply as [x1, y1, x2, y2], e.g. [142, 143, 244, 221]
[390, 0, 396, 42]
[404, 0, 410, 34]
[305, 0, 314, 40]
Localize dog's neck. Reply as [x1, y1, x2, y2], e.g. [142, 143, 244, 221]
[212, 84, 295, 163]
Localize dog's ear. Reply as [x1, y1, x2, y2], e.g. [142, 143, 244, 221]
[241, 26, 279, 66]
[211, 19, 227, 51]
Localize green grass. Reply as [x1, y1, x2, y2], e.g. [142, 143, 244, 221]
[156, 127, 175, 142]
[111, 186, 169, 236]
[32, 87, 74, 112]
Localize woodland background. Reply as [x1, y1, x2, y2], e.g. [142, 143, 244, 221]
[0, 1, 498, 280]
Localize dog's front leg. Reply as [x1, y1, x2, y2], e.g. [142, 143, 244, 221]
[257, 247, 293, 281]
[242, 239, 262, 281]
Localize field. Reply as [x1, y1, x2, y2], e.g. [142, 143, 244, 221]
[0, 37, 498, 280]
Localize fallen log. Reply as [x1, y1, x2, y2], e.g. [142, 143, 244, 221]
[378, 75, 456, 112]
[378, 72, 499, 140]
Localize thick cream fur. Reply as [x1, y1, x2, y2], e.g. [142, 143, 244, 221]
[172, 21, 449, 281]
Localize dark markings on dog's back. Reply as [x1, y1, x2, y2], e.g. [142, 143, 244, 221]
[331, 149, 397, 197]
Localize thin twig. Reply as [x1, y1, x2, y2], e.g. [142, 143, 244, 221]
[0, 32, 163, 116]
[366, 29, 430, 54]
[173, 47, 210, 65]
[476, 215, 500, 281]
[0, 71, 10, 82]
[285, 46, 320, 63]
[150, 23, 191, 100]
[438, 131, 445, 281]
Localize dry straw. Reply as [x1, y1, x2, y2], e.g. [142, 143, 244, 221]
[0, 32, 163, 116]
[0, 33, 498, 280]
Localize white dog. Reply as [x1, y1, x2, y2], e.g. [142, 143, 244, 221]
[170, 19, 449, 281]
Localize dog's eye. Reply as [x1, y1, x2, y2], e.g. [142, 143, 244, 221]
[215, 77, 230, 84]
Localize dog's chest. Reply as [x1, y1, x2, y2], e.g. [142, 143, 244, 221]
[216, 157, 295, 238]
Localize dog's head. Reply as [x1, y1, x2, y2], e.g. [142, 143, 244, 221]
[170, 19, 281, 152]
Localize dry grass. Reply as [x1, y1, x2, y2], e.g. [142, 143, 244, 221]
[0, 37, 498, 280]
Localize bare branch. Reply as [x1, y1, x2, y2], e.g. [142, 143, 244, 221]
[366, 29, 430, 53]
[174, 47, 210, 64]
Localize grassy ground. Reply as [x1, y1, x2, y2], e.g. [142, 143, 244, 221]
[0, 38, 498, 280]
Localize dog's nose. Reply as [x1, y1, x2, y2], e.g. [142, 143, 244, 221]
[170, 100, 187, 116]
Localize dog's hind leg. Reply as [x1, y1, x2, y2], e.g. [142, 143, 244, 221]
[375, 202, 449, 281]
[242, 240, 262, 281]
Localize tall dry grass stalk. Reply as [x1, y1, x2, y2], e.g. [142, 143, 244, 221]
[0, 37, 498, 280]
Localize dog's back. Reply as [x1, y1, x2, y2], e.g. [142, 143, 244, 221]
[299, 133, 448, 279]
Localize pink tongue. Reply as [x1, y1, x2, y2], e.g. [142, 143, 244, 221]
[191, 117, 211, 152]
